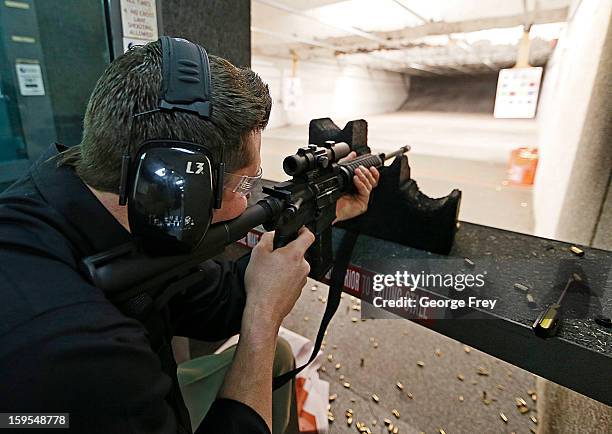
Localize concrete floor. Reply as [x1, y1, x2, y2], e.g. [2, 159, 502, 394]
[265, 111, 540, 433]
[283, 280, 538, 434]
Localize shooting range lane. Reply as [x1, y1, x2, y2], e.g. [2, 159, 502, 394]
[237, 180, 612, 409]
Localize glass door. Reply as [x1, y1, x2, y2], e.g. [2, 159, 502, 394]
[0, 0, 111, 186]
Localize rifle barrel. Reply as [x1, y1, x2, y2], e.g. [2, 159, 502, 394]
[382, 145, 411, 161]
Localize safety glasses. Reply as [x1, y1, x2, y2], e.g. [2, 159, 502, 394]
[223, 167, 263, 197]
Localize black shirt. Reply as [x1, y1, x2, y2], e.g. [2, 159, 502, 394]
[0, 144, 269, 434]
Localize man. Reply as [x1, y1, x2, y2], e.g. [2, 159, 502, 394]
[0, 39, 379, 433]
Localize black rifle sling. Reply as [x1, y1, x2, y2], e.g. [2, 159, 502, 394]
[272, 228, 359, 390]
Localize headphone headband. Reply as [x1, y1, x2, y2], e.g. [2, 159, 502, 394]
[159, 36, 212, 118]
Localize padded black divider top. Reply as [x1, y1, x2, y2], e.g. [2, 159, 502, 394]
[309, 118, 370, 156]
[337, 156, 461, 255]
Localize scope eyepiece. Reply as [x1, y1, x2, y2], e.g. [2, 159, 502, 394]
[283, 142, 351, 176]
[283, 153, 310, 176]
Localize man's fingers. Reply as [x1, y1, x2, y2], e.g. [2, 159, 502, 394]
[355, 169, 372, 193]
[299, 275, 308, 290]
[289, 227, 316, 256]
[361, 166, 377, 187]
[257, 231, 275, 251]
[353, 175, 370, 196]
[338, 151, 357, 164]
[370, 167, 380, 187]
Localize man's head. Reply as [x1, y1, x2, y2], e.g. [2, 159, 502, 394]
[59, 39, 271, 224]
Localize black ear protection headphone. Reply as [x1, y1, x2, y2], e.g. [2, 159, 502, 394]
[117, 36, 224, 255]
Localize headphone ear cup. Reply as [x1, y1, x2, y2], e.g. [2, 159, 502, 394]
[128, 145, 214, 254]
[118, 153, 131, 206]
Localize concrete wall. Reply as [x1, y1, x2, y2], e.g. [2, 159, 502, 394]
[557, 12, 612, 250]
[533, 0, 612, 246]
[593, 174, 612, 249]
[162, 0, 251, 67]
[252, 56, 408, 129]
[400, 74, 499, 114]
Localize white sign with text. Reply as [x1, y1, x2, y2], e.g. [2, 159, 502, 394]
[120, 0, 158, 44]
[15, 63, 45, 96]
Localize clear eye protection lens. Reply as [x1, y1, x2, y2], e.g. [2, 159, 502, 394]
[223, 167, 263, 197]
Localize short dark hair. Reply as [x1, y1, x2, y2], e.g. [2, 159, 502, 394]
[58, 40, 271, 193]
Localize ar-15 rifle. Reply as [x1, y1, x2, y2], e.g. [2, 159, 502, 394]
[264, 142, 409, 278]
[82, 142, 409, 320]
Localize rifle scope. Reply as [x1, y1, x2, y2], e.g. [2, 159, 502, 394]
[283, 142, 351, 176]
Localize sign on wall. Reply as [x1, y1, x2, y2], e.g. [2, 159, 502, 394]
[494, 67, 543, 119]
[15, 63, 45, 96]
[120, 0, 158, 52]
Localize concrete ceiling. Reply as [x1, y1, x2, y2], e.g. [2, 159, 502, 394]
[251, 0, 571, 74]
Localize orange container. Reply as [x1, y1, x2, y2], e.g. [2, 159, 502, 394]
[508, 147, 539, 185]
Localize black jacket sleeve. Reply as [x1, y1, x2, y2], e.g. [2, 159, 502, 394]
[0, 252, 268, 434]
[168, 254, 251, 341]
[2, 299, 270, 434]
[1, 301, 179, 433]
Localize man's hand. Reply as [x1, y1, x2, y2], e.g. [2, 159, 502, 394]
[243, 227, 315, 328]
[335, 151, 380, 223]
[219, 228, 315, 430]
